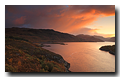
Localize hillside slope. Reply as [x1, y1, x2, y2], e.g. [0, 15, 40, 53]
[5, 37, 70, 72]
[5, 28, 104, 42]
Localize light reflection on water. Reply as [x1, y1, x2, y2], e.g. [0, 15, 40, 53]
[43, 42, 115, 72]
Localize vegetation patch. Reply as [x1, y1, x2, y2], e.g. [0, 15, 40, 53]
[5, 37, 66, 72]
[6, 36, 29, 42]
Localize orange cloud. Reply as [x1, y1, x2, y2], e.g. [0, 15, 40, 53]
[13, 16, 26, 25]
[72, 27, 114, 38]
[61, 16, 98, 34]
[99, 34, 115, 38]
[89, 29, 99, 33]
[6, 5, 115, 36]
[50, 5, 115, 34]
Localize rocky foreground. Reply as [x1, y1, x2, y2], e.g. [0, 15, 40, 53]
[99, 45, 115, 55]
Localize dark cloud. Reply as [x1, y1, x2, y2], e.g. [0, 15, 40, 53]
[68, 5, 115, 16]
[5, 5, 115, 34]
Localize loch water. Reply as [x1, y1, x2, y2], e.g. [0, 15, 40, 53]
[43, 42, 115, 72]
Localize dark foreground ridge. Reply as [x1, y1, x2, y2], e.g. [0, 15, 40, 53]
[5, 37, 70, 72]
[99, 45, 115, 55]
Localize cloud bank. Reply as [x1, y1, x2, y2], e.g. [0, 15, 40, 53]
[5, 5, 115, 36]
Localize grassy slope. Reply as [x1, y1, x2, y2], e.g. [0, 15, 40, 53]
[5, 37, 66, 72]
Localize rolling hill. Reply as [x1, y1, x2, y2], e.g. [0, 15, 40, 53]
[5, 27, 104, 42]
[93, 35, 115, 42]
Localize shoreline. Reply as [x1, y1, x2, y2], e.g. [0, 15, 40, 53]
[34, 42, 67, 47]
[36, 43, 70, 72]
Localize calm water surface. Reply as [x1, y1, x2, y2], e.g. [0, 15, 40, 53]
[43, 42, 115, 72]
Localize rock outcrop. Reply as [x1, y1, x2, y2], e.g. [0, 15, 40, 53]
[99, 45, 115, 55]
[44, 53, 70, 72]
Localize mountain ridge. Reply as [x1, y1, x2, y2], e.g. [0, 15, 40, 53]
[93, 35, 115, 42]
[76, 34, 104, 42]
[6, 27, 104, 42]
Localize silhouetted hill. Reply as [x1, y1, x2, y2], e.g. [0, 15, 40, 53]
[5, 27, 104, 42]
[93, 35, 115, 42]
[76, 34, 104, 42]
[109, 37, 115, 42]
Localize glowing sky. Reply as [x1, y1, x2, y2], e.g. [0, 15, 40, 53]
[5, 5, 115, 37]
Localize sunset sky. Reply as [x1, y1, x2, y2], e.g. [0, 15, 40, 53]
[5, 5, 115, 37]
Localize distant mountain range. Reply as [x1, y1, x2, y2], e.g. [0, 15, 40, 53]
[93, 35, 115, 42]
[5, 27, 114, 42]
[76, 34, 104, 42]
